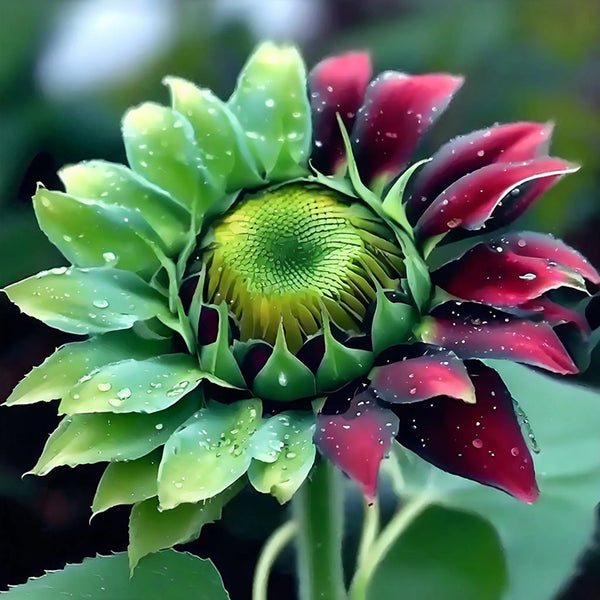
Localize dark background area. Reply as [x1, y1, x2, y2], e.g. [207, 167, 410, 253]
[1, 1, 600, 598]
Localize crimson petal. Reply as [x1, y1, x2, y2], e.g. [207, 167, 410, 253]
[351, 72, 463, 185]
[421, 302, 578, 375]
[393, 361, 539, 502]
[309, 53, 371, 174]
[518, 296, 589, 332]
[496, 232, 600, 284]
[315, 388, 398, 498]
[407, 122, 553, 223]
[415, 158, 577, 239]
[434, 243, 587, 307]
[370, 346, 476, 404]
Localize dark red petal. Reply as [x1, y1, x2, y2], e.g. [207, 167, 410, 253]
[315, 388, 398, 498]
[415, 158, 577, 239]
[309, 53, 371, 174]
[434, 243, 587, 307]
[421, 302, 578, 375]
[393, 361, 539, 502]
[496, 232, 600, 284]
[352, 72, 463, 185]
[370, 350, 476, 404]
[518, 297, 589, 332]
[407, 122, 553, 223]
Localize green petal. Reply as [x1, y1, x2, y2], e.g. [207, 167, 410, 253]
[128, 484, 241, 573]
[122, 102, 222, 224]
[252, 323, 316, 401]
[5, 332, 169, 406]
[4, 266, 174, 335]
[158, 399, 261, 509]
[92, 449, 161, 516]
[29, 396, 198, 475]
[371, 287, 418, 355]
[33, 186, 163, 276]
[249, 411, 316, 503]
[316, 314, 373, 392]
[59, 353, 207, 415]
[59, 160, 191, 255]
[228, 42, 312, 181]
[164, 76, 262, 192]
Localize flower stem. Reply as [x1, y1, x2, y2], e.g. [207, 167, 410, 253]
[348, 494, 430, 600]
[356, 497, 379, 568]
[252, 521, 298, 600]
[293, 460, 346, 600]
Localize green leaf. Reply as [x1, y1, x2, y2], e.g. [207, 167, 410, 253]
[158, 398, 262, 509]
[92, 449, 161, 516]
[122, 102, 222, 221]
[4, 266, 173, 335]
[369, 505, 507, 600]
[395, 360, 600, 600]
[5, 331, 169, 406]
[59, 160, 191, 254]
[252, 323, 316, 401]
[32, 186, 163, 276]
[164, 77, 262, 191]
[249, 412, 316, 503]
[370, 288, 417, 355]
[2, 550, 229, 600]
[403, 253, 432, 312]
[59, 353, 207, 414]
[128, 484, 241, 572]
[228, 42, 312, 180]
[30, 396, 198, 475]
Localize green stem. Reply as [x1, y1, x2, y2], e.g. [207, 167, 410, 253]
[356, 497, 379, 568]
[349, 494, 430, 600]
[253, 521, 298, 600]
[293, 460, 346, 600]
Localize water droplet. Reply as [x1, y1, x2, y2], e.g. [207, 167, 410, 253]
[102, 251, 117, 262]
[93, 299, 109, 309]
[472, 438, 483, 449]
[278, 373, 288, 387]
[510, 447, 520, 457]
[446, 217, 463, 229]
[97, 382, 112, 392]
[519, 273, 537, 281]
[108, 398, 123, 407]
[117, 387, 132, 400]
[155, 423, 164, 430]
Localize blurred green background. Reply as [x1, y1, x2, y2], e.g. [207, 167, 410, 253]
[0, 0, 599, 598]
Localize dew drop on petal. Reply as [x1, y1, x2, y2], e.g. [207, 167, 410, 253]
[92, 299, 110, 309]
[97, 382, 112, 392]
[472, 438, 483, 449]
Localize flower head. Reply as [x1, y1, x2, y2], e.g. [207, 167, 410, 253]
[5, 43, 597, 551]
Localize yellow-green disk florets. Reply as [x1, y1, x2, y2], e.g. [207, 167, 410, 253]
[204, 183, 404, 351]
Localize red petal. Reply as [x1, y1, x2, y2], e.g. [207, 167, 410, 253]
[315, 388, 398, 498]
[421, 302, 578, 375]
[309, 53, 371, 174]
[434, 243, 587, 307]
[352, 72, 463, 185]
[497, 232, 600, 284]
[415, 158, 577, 239]
[519, 297, 589, 332]
[370, 347, 476, 404]
[393, 361, 539, 502]
[407, 122, 553, 223]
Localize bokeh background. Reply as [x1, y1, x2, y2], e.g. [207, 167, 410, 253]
[1, 0, 599, 598]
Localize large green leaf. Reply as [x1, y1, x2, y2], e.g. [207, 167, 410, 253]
[33, 187, 163, 276]
[122, 102, 221, 220]
[59, 160, 191, 254]
[158, 398, 262, 509]
[369, 506, 507, 600]
[394, 360, 600, 600]
[30, 396, 198, 475]
[164, 76, 262, 192]
[128, 484, 241, 572]
[2, 550, 229, 600]
[92, 450, 161, 516]
[248, 411, 316, 503]
[4, 266, 174, 335]
[5, 332, 169, 406]
[228, 42, 312, 181]
[59, 353, 205, 414]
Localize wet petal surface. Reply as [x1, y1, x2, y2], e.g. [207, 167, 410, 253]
[393, 361, 538, 502]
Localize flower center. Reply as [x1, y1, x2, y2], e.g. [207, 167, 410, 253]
[204, 183, 403, 351]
